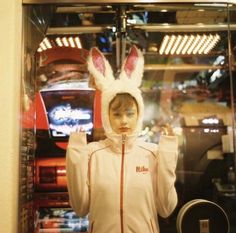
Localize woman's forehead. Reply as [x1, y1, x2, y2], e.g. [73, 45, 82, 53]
[110, 104, 137, 112]
[110, 99, 137, 108]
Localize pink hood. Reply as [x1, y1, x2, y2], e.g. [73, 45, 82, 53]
[87, 46, 145, 139]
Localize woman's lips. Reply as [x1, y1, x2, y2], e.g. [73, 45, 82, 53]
[119, 127, 129, 132]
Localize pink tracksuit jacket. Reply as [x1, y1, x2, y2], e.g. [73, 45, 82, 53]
[66, 132, 178, 233]
[66, 45, 178, 233]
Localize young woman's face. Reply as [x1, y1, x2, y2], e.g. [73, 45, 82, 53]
[109, 98, 138, 135]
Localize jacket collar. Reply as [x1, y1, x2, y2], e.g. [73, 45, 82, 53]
[104, 132, 138, 153]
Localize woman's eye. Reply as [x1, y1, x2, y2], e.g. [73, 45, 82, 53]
[127, 112, 135, 117]
[113, 112, 120, 117]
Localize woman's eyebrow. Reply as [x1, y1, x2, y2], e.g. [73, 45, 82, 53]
[111, 109, 120, 113]
[125, 109, 135, 112]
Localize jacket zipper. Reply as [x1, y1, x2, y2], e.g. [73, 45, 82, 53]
[120, 134, 126, 233]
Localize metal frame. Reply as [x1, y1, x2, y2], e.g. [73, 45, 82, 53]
[144, 64, 224, 71]
[22, 0, 236, 5]
[46, 24, 236, 35]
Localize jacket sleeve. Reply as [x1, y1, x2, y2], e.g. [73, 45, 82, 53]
[156, 135, 178, 218]
[66, 132, 90, 217]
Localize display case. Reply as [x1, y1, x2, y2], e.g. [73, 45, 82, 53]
[20, 1, 236, 233]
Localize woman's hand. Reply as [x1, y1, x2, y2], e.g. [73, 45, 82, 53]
[76, 126, 86, 132]
[161, 124, 175, 136]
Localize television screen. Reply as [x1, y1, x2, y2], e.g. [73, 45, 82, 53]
[40, 89, 95, 141]
[36, 207, 89, 233]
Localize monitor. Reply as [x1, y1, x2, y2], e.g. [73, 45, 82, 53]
[40, 88, 95, 141]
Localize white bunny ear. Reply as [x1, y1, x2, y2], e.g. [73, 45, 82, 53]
[119, 45, 144, 87]
[87, 47, 115, 91]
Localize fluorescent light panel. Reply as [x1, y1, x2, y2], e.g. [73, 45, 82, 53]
[37, 36, 82, 52]
[159, 33, 220, 55]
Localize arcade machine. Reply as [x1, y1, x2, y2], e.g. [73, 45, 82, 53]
[34, 45, 102, 233]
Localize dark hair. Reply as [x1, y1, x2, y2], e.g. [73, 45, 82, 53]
[109, 93, 138, 112]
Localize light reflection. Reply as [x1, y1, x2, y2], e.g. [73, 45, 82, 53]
[202, 118, 219, 125]
[159, 33, 220, 55]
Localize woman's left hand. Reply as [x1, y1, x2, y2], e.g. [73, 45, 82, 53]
[161, 124, 175, 136]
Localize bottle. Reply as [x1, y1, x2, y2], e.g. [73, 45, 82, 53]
[227, 166, 235, 185]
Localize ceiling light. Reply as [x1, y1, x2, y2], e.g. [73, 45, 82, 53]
[68, 37, 76, 48]
[181, 35, 194, 54]
[164, 35, 176, 54]
[75, 37, 82, 48]
[37, 36, 83, 52]
[159, 33, 220, 55]
[159, 35, 169, 55]
[170, 35, 182, 55]
[187, 35, 201, 54]
[55, 37, 63, 47]
[194, 3, 230, 7]
[39, 42, 47, 51]
[62, 37, 69, 47]
[43, 38, 52, 49]
[176, 35, 188, 55]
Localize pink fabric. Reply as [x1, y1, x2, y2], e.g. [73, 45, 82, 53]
[92, 47, 105, 76]
[124, 46, 138, 78]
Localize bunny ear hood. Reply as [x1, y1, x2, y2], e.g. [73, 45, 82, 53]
[87, 47, 115, 91]
[87, 45, 144, 137]
[119, 45, 144, 87]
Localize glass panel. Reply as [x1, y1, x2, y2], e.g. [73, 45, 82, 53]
[20, 2, 236, 233]
[19, 5, 54, 233]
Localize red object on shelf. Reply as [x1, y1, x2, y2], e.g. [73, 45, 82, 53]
[37, 47, 89, 66]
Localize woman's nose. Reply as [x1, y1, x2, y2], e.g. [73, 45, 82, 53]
[121, 115, 128, 124]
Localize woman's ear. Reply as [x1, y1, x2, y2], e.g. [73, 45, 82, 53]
[87, 47, 114, 91]
[119, 45, 144, 87]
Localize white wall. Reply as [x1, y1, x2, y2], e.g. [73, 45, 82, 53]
[0, 0, 22, 232]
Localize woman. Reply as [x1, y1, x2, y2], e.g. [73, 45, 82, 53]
[66, 45, 178, 233]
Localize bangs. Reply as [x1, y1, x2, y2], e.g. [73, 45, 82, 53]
[109, 93, 138, 112]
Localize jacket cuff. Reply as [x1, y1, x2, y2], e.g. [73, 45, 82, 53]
[159, 135, 178, 152]
[68, 132, 87, 147]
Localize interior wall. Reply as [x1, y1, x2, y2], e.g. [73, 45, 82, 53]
[0, 0, 22, 232]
